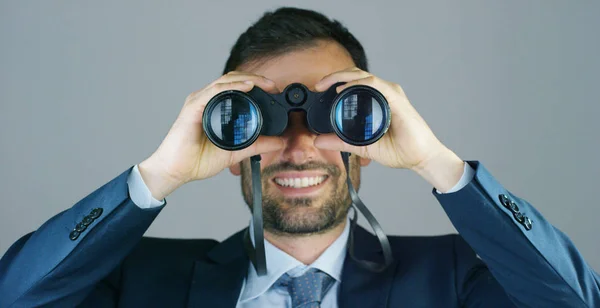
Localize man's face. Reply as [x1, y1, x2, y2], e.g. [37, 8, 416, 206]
[229, 40, 371, 236]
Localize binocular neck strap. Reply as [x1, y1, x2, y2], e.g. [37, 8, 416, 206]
[245, 155, 267, 275]
[244, 152, 394, 277]
[341, 151, 394, 272]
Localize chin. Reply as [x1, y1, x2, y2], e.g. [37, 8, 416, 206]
[268, 207, 338, 235]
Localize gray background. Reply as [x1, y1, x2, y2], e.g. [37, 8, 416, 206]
[1, 1, 599, 272]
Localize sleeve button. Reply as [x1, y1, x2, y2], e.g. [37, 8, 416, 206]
[75, 222, 87, 232]
[508, 201, 519, 213]
[514, 211, 525, 223]
[499, 194, 511, 207]
[69, 230, 80, 241]
[523, 216, 533, 230]
[90, 208, 103, 219]
[82, 216, 94, 226]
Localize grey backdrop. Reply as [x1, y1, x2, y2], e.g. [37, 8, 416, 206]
[1, 1, 599, 272]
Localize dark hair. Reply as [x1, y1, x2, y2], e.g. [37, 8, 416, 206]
[222, 7, 368, 74]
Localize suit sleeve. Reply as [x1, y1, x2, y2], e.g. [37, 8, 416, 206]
[435, 161, 600, 307]
[0, 167, 165, 308]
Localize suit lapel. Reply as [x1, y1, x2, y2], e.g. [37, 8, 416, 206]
[339, 226, 399, 308]
[187, 229, 248, 308]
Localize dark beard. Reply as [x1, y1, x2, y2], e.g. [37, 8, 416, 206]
[262, 194, 349, 235]
[241, 158, 360, 236]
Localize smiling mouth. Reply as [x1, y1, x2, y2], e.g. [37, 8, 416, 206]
[273, 175, 329, 188]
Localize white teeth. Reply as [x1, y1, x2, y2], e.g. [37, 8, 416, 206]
[274, 176, 326, 188]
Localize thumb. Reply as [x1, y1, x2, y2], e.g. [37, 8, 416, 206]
[231, 136, 284, 163]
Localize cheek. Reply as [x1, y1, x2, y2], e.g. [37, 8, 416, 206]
[320, 150, 343, 164]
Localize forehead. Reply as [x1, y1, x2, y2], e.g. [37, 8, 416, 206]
[238, 40, 356, 91]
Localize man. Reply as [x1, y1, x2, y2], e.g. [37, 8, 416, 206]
[0, 7, 598, 308]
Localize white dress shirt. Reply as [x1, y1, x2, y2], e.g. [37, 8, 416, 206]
[126, 162, 475, 307]
[236, 216, 350, 307]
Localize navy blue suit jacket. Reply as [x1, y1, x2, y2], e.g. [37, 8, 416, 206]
[1, 162, 599, 307]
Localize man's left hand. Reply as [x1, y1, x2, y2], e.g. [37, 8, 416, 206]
[313, 67, 465, 192]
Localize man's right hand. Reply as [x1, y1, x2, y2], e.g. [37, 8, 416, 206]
[138, 72, 284, 201]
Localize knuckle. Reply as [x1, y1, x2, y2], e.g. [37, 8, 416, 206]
[360, 76, 376, 87]
[185, 90, 201, 103]
[393, 83, 404, 92]
[321, 73, 333, 80]
[217, 81, 242, 91]
[213, 82, 228, 91]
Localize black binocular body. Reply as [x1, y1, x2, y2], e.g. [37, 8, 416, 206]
[202, 82, 391, 150]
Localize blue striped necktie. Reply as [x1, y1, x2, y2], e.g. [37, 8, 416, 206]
[276, 268, 335, 308]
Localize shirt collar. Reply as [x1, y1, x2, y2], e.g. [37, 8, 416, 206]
[238, 217, 350, 303]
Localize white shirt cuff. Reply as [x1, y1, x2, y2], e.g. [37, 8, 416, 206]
[436, 162, 475, 194]
[127, 164, 166, 209]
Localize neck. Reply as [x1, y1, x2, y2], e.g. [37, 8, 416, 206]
[264, 219, 347, 265]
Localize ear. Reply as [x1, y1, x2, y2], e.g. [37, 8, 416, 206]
[359, 156, 371, 167]
[229, 163, 241, 176]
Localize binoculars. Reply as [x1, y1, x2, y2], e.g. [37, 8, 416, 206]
[202, 82, 391, 150]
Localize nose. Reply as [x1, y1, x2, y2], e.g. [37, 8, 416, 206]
[281, 112, 318, 164]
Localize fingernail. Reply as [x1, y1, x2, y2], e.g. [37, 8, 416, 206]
[244, 81, 253, 85]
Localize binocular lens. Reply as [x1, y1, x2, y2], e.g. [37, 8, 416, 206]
[204, 93, 261, 150]
[333, 90, 388, 145]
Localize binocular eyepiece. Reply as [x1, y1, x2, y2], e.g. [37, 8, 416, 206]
[202, 82, 391, 151]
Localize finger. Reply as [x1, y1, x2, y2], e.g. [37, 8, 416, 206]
[313, 134, 369, 158]
[334, 77, 409, 117]
[212, 72, 278, 94]
[185, 80, 255, 117]
[334, 75, 378, 93]
[314, 67, 369, 91]
[221, 70, 275, 83]
[204, 80, 256, 100]
[231, 136, 284, 164]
